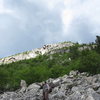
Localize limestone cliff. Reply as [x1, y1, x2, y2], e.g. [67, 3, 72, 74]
[0, 42, 74, 65]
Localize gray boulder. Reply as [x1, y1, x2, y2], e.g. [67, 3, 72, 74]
[0, 71, 100, 100]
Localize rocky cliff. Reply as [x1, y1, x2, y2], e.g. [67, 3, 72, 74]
[0, 42, 96, 65]
[0, 71, 100, 100]
[0, 42, 74, 65]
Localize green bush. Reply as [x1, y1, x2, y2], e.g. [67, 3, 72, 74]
[0, 40, 100, 91]
[79, 50, 100, 74]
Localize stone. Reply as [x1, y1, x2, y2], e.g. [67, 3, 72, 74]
[26, 83, 40, 93]
[69, 70, 78, 76]
[0, 71, 100, 100]
[19, 80, 27, 94]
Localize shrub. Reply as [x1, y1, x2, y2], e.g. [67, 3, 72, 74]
[0, 41, 100, 91]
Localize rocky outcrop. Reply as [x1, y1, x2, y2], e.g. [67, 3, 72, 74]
[0, 71, 100, 100]
[0, 42, 74, 65]
[0, 42, 96, 65]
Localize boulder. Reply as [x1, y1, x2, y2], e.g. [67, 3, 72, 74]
[0, 71, 100, 100]
[19, 80, 27, 94]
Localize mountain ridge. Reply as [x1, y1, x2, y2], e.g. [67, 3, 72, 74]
[0, 42, 74, 65]
[0, 41, 96, 65]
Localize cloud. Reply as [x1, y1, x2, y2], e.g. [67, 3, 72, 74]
[0, 0, 13, 14]
[27, 0, 63, 10]
[0, 0, 100, 57]
[61, 0, 100, 42]
[0, 0, 63, 57]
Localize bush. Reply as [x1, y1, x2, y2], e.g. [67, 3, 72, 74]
[0, 41, 100, 91]
[79, 50, 100, 74]
[69, 44, 80, 59]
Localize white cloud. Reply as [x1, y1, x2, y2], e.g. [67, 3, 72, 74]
[27, 0, 63, 10]
[61, 9, 74, 35]
[0, 0, 13, 14]
[61, 0, 100, 38]
[0, 0, 100, 57]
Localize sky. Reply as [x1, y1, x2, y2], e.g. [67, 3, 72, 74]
[0, 0, 100, 58]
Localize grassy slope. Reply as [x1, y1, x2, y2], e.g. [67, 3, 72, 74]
[0, 43, 100, 91]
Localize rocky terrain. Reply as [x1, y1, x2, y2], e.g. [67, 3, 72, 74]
[0, 71, 100, 100]
[0, 41, 96, 65]
[0, 42, 74, 65]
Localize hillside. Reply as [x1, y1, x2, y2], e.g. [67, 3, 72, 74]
[0, 36, 100, 92]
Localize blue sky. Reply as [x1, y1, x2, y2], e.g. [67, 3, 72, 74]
[0, 0, 100, 58]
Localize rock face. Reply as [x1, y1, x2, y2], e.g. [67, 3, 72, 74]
[0, 42, 96, 65]
[0, 42, 74, 65]
[0, 71, 100, 100]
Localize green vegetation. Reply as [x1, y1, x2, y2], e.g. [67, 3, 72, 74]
[0, 36, 100, 92]
[95, 35, 100, 53]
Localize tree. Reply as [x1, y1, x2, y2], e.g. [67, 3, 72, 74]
[95, 36, 100, 53]
[69, 44, 80, 59]
[79, 51, 100, 74]
[95, 36, 100, 46]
